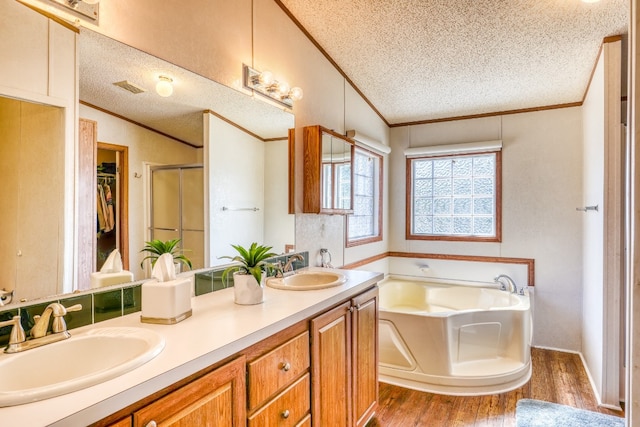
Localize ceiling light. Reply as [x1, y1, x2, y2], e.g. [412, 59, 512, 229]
[155, 75, 174, 97]
[243, 64, 303, 108]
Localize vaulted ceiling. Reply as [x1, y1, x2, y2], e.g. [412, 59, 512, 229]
[79, 1, 629, 146]
[278, 0, 629, 125]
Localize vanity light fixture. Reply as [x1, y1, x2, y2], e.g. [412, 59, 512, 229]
[155, 75, 174, 97]
[580, 0, 600, 3]
[243, 64, 303, 108]
[49, 0, 99, 20]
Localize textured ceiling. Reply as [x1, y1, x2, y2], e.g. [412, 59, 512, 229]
[279, 0, 629, 124]
[79, 29, 294, 147]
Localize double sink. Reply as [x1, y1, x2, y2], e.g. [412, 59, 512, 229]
[0, 268, 346, 407]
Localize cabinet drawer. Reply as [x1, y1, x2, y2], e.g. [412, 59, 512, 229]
[248, 331, 309, 409]
[296, 414, 311, 427]
[248, 373, 310, 427]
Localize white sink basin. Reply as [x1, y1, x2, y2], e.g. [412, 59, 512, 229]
[0, 326, 165, 407]
[267, 270, 347, 290]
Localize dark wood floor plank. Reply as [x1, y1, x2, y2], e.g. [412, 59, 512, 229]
[369, 348, 624, 426]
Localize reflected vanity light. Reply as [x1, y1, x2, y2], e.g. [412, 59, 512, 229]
[155, 75, 174, 97]
[66, 0, 98, 6]
[243, 64, 303, 108]
[49, 0, 99, 20]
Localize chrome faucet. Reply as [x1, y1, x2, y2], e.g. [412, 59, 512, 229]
[283, 254, 304, 275]
[31, 302, 82, 338]
[494, 274, 521, 294]
[0, 302, 82, 354]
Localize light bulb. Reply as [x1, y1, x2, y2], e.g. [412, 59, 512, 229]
[259, 70, 274, 85]
[289, 87, 303, 101]
[278, 81, 290, 96]
[156, 76, 173, 97]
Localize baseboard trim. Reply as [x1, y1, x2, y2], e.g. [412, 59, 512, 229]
[532, 346, 623, 412]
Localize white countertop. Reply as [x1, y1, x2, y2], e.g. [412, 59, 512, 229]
[0, 268, 382, 427]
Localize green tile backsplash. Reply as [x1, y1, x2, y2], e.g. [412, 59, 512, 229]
[0, 251, 308, 345]
[61, 294, 93, 330]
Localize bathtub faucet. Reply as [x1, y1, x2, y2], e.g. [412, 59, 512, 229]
[494, 274, 519, 294]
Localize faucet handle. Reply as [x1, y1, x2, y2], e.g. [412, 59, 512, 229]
[63, 304, 83, 313]
[0, 315, 26, 345]
[52, 304, 82, 334]
[272, 261, 284, 278]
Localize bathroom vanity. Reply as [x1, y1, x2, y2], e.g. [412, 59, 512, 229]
[0, 269, 381, 427]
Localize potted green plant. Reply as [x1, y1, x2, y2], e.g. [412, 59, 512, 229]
[220, 242, 277, 305]
[140, 238, 192, 273]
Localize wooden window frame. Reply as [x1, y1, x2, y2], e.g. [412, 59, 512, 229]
[405, 150, 502, 242]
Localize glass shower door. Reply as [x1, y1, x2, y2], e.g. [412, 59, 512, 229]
[150, 165, 204, 271]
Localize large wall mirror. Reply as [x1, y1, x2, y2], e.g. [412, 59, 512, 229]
[2, 28, 295, 304]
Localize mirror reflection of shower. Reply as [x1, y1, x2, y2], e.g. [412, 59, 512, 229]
[149, 164, 205, 273]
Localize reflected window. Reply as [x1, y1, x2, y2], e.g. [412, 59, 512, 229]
[322, 161, 352, 210]
[347, 148, 382, 246]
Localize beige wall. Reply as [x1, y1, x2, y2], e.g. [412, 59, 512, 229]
[0, 98, 65, 301]
[389, 108, 584, 351]
[581, 40, 624, 408]
[205, 112, 266, 266]
[0, 0, 77, 293]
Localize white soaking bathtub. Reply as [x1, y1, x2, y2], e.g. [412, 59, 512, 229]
[378, 276, 532, 396]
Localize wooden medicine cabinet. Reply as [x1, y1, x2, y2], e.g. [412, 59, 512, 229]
[303, 125, 354, 214]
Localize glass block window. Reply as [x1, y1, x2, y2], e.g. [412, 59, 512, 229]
[408, 151, 501, 241]
[347, 148, 382, 246]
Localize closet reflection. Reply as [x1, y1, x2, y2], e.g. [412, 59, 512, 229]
[96, 153, 118, 271]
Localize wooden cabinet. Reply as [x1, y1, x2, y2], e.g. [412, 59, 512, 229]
[352, 287, 379, 426]
[302, 125, 355, 214]
[247, 331, 311, 426]
[133, 356, 246, 427]
[106, 418, 131, 427]
[311, 286, 379, 427]
[94, 285, 378, 427]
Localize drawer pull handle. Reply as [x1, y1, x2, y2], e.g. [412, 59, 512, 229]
[145, 421, 157, 427]
[281, 409, 290, 419]
[281, 361, 291, 372]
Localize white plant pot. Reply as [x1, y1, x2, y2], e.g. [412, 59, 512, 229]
[233, 272, 265, 305]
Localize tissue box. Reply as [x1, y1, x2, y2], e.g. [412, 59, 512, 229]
[90, 271, 134, 288]
[140, 278, 192, 325]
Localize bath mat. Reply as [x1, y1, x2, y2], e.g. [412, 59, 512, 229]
[516, 399, 624, 427]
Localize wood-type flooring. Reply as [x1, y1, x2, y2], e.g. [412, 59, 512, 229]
[368, 347, 625, 426]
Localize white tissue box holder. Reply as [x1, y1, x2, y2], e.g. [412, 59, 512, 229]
[140, 278, 192, 325]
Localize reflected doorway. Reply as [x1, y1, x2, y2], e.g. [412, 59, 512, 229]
[96, 143, 129, 271]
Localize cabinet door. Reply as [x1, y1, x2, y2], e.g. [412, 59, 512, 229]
[133, 356, 246, 427]
[352, 287, 379, 427]
[107, 417, 132, 427]
[310, 301, 352, 426]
